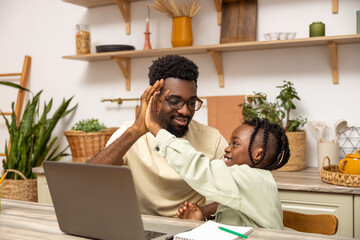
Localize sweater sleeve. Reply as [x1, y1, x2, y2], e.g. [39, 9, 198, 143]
[153, 130, 252, 206]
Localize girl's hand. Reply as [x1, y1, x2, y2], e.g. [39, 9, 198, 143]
[132, 79, 164, 135]
[177, 201, 205, 221]
[145, 89, 169, 136]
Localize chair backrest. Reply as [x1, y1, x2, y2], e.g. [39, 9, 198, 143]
[0, 55, 31, 157]
[283, 210, 338, 235]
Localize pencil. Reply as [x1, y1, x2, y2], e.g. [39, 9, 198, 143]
[218, 226, 248, 238]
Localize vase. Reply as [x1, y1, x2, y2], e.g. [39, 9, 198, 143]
[171, 16, 193, 47]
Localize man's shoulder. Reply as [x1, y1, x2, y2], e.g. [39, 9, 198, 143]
[188, 120, 222, 136]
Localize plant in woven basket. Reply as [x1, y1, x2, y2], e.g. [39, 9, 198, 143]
[239, 81, 307, 132]
[239, 81, 308, 171]
[71, 118, 106, 133]
[64, 119, 118, 163]
[0, 89, 77, 180]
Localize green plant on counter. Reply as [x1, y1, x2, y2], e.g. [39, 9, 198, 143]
[71, 118, 107, 133]
[240, 81, 307, 132]
[0, 82, 77, 179]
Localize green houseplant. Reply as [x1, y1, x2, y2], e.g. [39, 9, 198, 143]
[1, 90, 76, 179]
[0, 82, 76, 201]
[240, 81, 307, 132]
[240, 81, 307, 171]
[64, 118, 118, 163]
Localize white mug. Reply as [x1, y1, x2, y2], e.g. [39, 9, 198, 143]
[317, 141, 339, 171]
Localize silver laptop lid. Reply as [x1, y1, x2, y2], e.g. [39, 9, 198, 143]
[43, 161, 146, 240]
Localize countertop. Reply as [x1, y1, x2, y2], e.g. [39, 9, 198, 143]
[271, 167, 360, 195]
[34, 165, 360, 195]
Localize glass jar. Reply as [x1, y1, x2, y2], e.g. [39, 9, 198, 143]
[76, 24, 91, 55]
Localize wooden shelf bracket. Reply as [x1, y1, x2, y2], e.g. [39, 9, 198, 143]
[207, 50, 224, 88]
[115, 0, 131, 35]
[213, 0, 222, 25]
[328, 41, 338, 84]
[113, 57, 131, 90]
[332, 0, 338, 14]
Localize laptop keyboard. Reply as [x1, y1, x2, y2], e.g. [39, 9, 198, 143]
[144, 230, 167, 240]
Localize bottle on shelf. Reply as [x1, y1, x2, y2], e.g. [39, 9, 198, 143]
[76, 24, 91, 55]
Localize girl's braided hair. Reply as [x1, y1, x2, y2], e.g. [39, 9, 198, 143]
[244, 117, 290, 170]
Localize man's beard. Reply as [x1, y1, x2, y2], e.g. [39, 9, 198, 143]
[158, 112, 191, 138]
[165, 123, 189, 138]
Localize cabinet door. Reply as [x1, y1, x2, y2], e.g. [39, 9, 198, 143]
[278, 190, 353, 238]
[355, 195, 360, 238]
[37, 174, 53, 204]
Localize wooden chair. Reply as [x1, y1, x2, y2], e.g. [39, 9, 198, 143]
[0, 55, 31, 157]
[283, 210, 338, 235]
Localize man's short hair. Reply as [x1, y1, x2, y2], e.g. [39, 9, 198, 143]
[148, 55, 199, 86]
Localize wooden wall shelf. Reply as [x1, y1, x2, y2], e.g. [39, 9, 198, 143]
[62, 0, 143, 34]
[63, 34, 360, 90]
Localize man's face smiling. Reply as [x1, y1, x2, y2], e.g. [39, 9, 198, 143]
[158, 77, 197, 137]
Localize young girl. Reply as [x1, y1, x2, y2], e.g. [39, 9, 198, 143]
[145, 91, 290, 229]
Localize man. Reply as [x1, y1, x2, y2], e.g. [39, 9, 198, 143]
[89, 55, 228, 217]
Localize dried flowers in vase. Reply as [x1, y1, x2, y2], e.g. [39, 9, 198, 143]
[149, 0, 201, 18]
[150, 0, 201, 47]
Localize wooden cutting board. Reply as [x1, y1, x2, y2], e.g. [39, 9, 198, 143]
[220, 0, 257, 43]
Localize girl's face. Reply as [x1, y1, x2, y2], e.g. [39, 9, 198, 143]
[224, 124, 262, 167]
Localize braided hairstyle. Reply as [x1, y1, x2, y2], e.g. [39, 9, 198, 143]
[148, 55, 199, 87]
[244, 117, 290, 170]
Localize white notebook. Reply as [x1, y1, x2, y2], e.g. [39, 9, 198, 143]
[174, 220, 252, 240]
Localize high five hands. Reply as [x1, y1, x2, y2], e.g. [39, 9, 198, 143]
[145, 80, 170, 136]
[132, 79, 168, 136]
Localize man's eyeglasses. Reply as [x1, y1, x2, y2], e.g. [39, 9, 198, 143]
[165, 96, 203, 111]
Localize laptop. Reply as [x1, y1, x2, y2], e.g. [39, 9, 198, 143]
[43, 161, 192, 240]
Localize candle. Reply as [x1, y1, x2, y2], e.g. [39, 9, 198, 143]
[145, 5, 150, 32]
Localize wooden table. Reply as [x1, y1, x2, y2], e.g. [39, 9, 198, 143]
[0, 199, 356, 240]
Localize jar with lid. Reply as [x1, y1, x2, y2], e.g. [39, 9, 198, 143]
[309, 22, 325, 37]
[76, 24, 91, 55]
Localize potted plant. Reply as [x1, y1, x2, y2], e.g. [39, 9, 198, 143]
[64, 118, 118, 163]
[0, 85, 77, 202]
[239, 81, 307, 171]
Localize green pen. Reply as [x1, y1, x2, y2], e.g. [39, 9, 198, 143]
[218, 226, 248, 238]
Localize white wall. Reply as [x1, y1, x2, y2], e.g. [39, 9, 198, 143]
[1, 0, 359, 172]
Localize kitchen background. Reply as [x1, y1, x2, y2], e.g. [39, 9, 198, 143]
[0, 0, 359, 172]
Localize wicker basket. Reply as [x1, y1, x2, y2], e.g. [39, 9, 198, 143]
[64, 127, 118, 163]
[321, 156, 360, 187]
[0, 169, 37, 202]
[277, 131, 307, 171]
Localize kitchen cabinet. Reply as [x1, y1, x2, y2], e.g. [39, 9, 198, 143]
[279, 190, 353, 237]
[272, 168, 360, 238]
[63, 34, 360, 90]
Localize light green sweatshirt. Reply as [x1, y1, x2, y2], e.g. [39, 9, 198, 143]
[153, 129, 284, 230]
